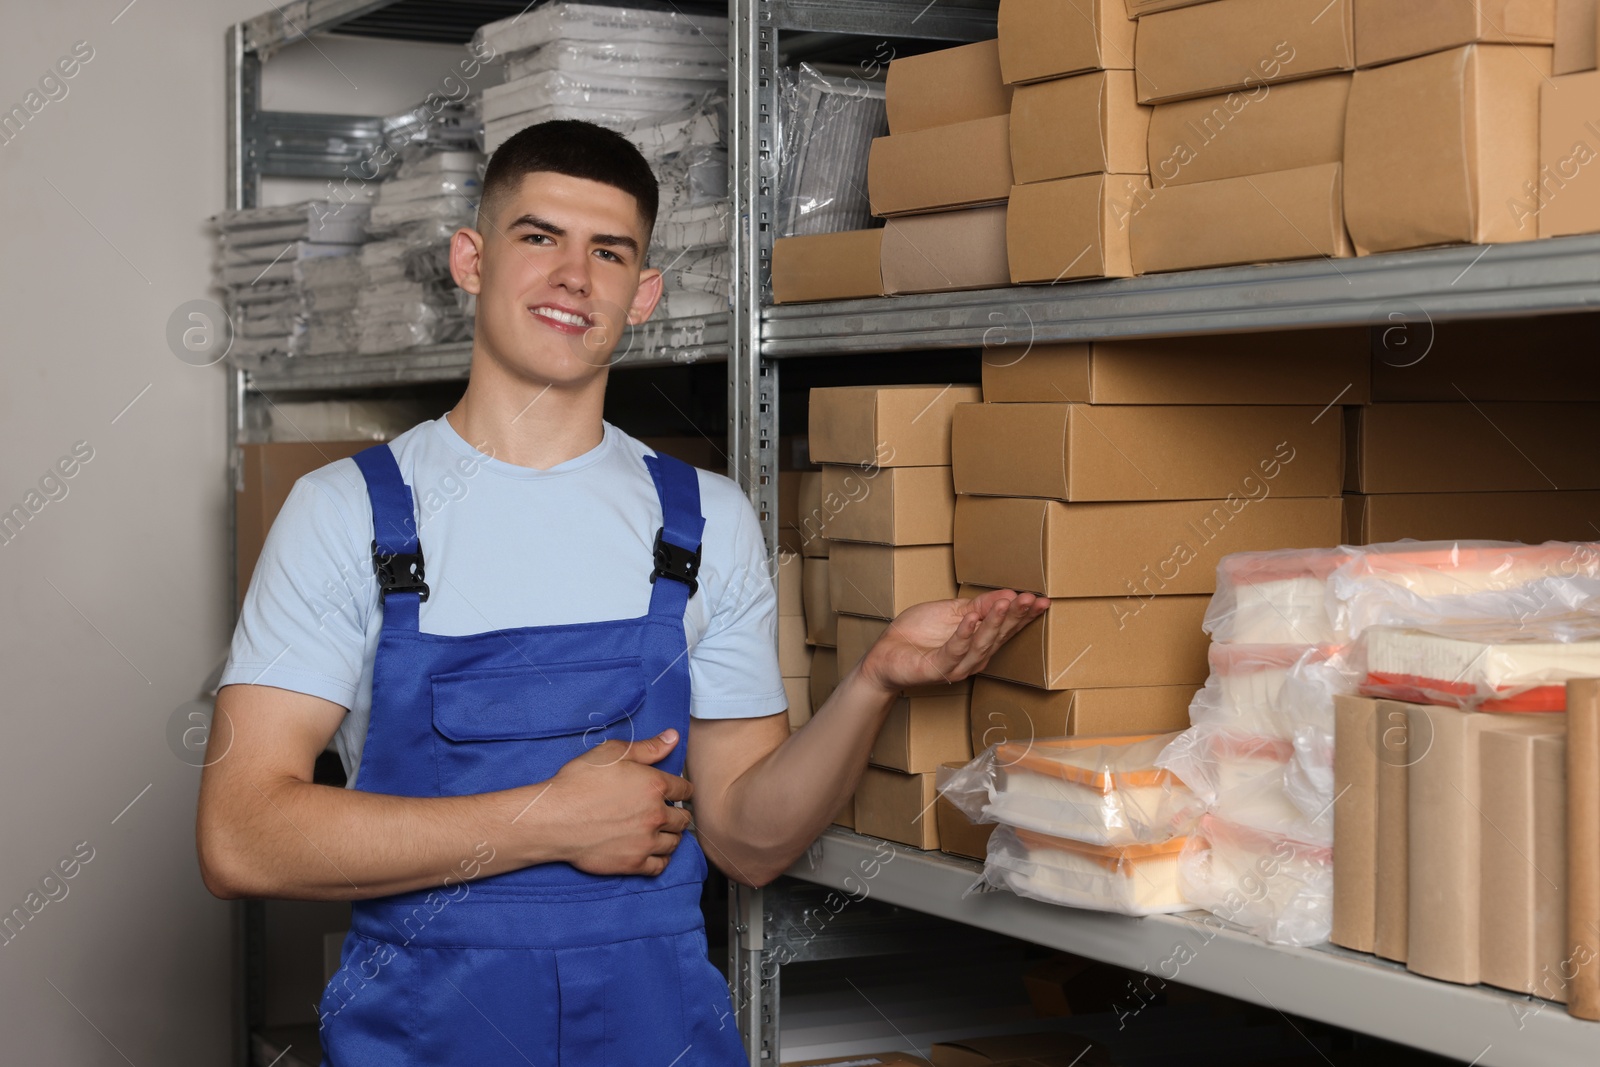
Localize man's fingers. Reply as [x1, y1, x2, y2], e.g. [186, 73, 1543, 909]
[651, 830, 683, 857]
[659, 772, 694, 803]
[662, 804, 693, 834]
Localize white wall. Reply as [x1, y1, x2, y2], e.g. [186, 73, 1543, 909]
[0, 6, 470, 1062]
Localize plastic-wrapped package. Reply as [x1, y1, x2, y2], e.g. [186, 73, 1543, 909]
[219, 238, 361, 268]
[1285, 721, 1335, 829]
[1190, 644, 1347, 740]
[372, 173, 481, 207]
[368, 195, 477, 235]
[1179, 815, 1333, 946]
[1156, 725, 1332, 845]
[1204, 548, 1352, 645]
[473, 2, 725, 57]
[655, 201, 730, 252]
[300, 255, 364, 291]
[482, 69, 712, 125]
[302, 312, 360, 357]
[397, 151, 485, 180]
[624, 101, 723, 163]
[982, 825, 1192, 916]
[653, 287, 726, 319]
[777, 64, 885, 237]
[214, 200, 373, 244]
[504, 39, 726, 83]
[655, 247, 729, 296]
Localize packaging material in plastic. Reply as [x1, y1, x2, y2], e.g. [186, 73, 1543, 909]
[983, 825, 1192, 917]
[482, 69, 712, 124]
[1179, 815, 1333, 946]
[777, 64, 886, 237]
[372, 173, 481, 207]
[214, 201, 373, 244]
[473, 3, 726, 59]
[504, 39, 726, 83]
[1204, 548, 1352, 645]
[1191, 644, 1347, 740]
[1156, 725, 1332, 845]
[396, 150, 485, 180]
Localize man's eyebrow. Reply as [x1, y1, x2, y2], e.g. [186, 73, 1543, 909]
[506, 214, 563, 235]
[590, 232, 640, 256]
[503, 215, 640, 257]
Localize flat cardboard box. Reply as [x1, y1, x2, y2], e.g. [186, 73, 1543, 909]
[951, 402, 1342, 502]
[1555, 0, 1598, 72]
[1355, 0, 1557, 68]
[870, 691, 974, 772]
[1481, 726, 1569, 1001]
[1331, 694, 1381, 952]
[797, 470, 832, 558]
[998, 0, 1138, 84]
[970, 676, 1196, 750]
[786, 677, 813, 729]
[830, 542, 957, 619]
[868, 115, 1014, 216]
[1344, 491, 1600, 545]
[855, 767, 940, 849]
[963, 585, 1211, 689]
[772, 229, 887, 304]
[780, 613, 813, 676]
[1010, 70, 1151, 182]
[1148, 73, 1351, 187]
[803, 557, 837, 646]
[981, 330, 1371, 405]
[809, 384, 982, 467]
[1123, 0, 1229, 13]
[1345, 403, 1600, 493]
[237, 441, 371, 610]
[1375, 698, 1412, 962]
[882, 206, 1013, 294]
[779, 548, 804, 617]
[1130, 163, 1352, 274]
[1539, 69, 1600, 237]
[953, 494, 1345, 598]
[822, 465, 958, 546]
[1371, 313, 1600, 400]
[836, 613, 976, 699]
[811, 645, 839, 713]
[1134, 0, 1355, 104]
[936, 761, 996, 860]
[1344, 45, 1552, 254]
[1568, 678, 1600, 1020]
[1007, 174, 1149, 282]
[887, 39, 1013, 134]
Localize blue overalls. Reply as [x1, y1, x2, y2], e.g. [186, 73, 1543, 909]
[317, 442, 749, 1066]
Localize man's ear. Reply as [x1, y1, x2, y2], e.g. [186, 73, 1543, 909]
[627, 267, 665, 326]
[449, 227, 487, 295]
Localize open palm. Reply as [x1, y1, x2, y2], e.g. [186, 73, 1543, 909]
[861, 588, 1049, 693]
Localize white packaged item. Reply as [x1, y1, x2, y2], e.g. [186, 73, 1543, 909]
[1190, 644, 1344, 740]
[777, 64, 886, 237]
[623, 102, 723, 163]
[473, 3, 726, 57]
[486, 106, 671, 153]
[982, 825, 1192, 917]
[1179, 815, 1333, 946]
[653, 287, 726, 319]
[654, 201, 730, 251]
[220, 239, 361, 268]
[367, 196, 476, 234]
[481, 69, 711, 124]
[215, 200, 374, 244]
[300, 255, 364, 290]
[396, 150, 485, 180]
[504, 39, 726, 83]
[1204, 548, 1352, 645]
[374, 173, 481, 206]
[1156, 725, 1331, 845]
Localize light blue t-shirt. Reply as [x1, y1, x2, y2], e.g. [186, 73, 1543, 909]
[220, 415, 787, 786]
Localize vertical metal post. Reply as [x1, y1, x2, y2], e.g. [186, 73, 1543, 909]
[729, 881, 778, 1064]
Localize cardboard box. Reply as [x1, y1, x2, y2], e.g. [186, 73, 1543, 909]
[970, 676, 1196, 750]
[1355, 0, 1557, 68]
[870, 691, 973, 772]
[1555, 0, 1598, 73]
[811, 645, 839, 713]
[1371, 313, 1600, 400]
[868, 115, 1014, 216]
[822, 464, 958, 546]
[965, 586, 1211, 689]
[802, 558, 836, 648]
[1148, 73, 1351, 187]
[1375, 698, 1412, 962]
[833, 791, 856, 830]
[786, 677, 813, 729]
[1344, 491, 1600, 545]
[1345, 403, 1600, 493]
[1481, 725, 1569, 1001]
[809, 384, 982, 467]
[237, 441, 371, 609]
[792, 1055, 932, 1067]
[1006, 174, 1149, 283]
[998, 0, 1138, 84]
[887, 39, 1012, 134]
[936, 760, 995, 860]
[1344, 45, 1552, 254]
[830, 542, 957, 619]
[779, 548, 804, 617]
[930, 1032, 1106, 1066]
[856, 767, 940, 849]
[1130, 163, 1351, 274]
[1568, 678, 1600, 1020]
[772, 229, 887, 304]
[951, 402, 1342, 502]
[796, 470, 832, 558]
[981, 330, 1370, 405]
[882, 207, 1013, 294]
[1331, 694, 1381, 953]
[1539, 69, 1600, 237]
[1124, 0, 1228, 14]
[1010, 71, 1151, 183]
[953, 494, 1345, 598]
[1134, 0, 1355, 104]
[780, 613, 813, 676]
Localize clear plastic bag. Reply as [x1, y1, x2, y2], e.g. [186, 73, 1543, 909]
[373, 173, 481, 207]
[1204, 548, 1353, 645]
[1156, 725, 1332, 845]
[1189, 644, 1347, 740]
[983, 825, 1192, 917]
[1178, 815, 1333, 946]
[504, 39, 726, 83]
[473, 2, 727, 58]
[777, 64, 885, 237]
[482, 69, 712, 123]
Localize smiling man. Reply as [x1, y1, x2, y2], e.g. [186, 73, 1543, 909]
[196, 120, 1045, 1066]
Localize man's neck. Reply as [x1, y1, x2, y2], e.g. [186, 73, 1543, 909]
[447, 349, 608, 471]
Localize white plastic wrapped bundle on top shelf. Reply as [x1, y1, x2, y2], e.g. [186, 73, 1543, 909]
[981, 825, 1192, 917]
[628, 97, 730, 320]
[777, 64, 886, 237]
[1203, 547, 1354, 646]
[1179, 815, 1334, 947]
[1156, 725, 1333, 846]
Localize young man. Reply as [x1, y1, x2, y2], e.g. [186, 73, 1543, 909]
[197, 120, 1046, 1066]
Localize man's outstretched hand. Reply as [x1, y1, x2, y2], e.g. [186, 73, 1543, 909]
[857, 588, 1049, 694]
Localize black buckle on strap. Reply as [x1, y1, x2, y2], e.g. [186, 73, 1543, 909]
[372, 540, 430, 602]
[651, 527, 701, 597]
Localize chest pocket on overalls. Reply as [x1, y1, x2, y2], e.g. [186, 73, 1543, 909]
[429, 658, 649, 796]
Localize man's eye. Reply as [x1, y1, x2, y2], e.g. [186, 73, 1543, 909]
[522, 234, 552, 245]
[595, 249, 621, 263]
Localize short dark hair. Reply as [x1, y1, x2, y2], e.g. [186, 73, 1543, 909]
[478, 120, 659, 240]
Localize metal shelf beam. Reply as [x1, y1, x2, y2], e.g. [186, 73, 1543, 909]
[771, 0, 997, 40]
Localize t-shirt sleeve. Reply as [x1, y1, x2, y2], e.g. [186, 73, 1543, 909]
[689, 478, 788, 720]
[218, 470, 375, 710]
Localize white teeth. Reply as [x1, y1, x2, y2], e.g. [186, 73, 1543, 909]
[535, 307, 589, 327]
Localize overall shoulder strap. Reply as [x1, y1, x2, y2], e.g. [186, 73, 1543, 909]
[352, 443, 426, 632]
[642, 451, 707, 620]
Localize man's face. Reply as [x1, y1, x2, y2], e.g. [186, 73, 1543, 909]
[451, 170, 662, 384]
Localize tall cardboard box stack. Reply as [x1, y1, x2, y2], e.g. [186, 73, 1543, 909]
[776, 471, 816, 736]
[1540, 4, 1600, 238]
[811, 383, 983, 849]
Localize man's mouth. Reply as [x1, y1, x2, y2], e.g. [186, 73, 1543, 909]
[529, 304, 594, 332]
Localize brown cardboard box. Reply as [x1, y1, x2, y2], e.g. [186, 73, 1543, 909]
[1344, 45, 1552, 254]
[1345, 403, 1600, 493]
[951, 402, 1342, 502]
[780, 613, 813, 676]
[1371, 313, 1600, 400]
[803, 557, 837, 646]
[981, 330, 1370, 405]
[970, 676, 1196, 750]
[868, 116, 1014, 216]
[822, 465, 958, 546]
[1148, 73, 1351, 187]
[809, 385, 982, 467]
[1125, 0, 1222, 12]
[953, 494, 1344, 598]
[1010, 71, 1151, 182]
[1481, 725, 1569, 1001]
[1332, 694, 1381, 952]
[778, 469, 804, 528]
[935, 761, 995, 860]
[964, 586, 1211, 689]
[772, 229, 887, 304]
[930, 1032, 1105, 1066]
[870, 691, 973, 772]
[786, 677, 813, 729]
[779, 548, 805, 617]
[1555, 0, 1598, 72]
[1344, 491, 1600, 545]
[1006, 174, 1150, 282]
[998, 0, 1138, 84]
[882, 207, 1013, 294]
[1130, 163, 1352, 274]
[237, 441, 370, 609]
[830, 542, 957, 619]
[1355, 0, 1557, 68]
[1134, 0, 1355, 104]
[792, 1055, 932, 1067]
[811, 645, 839, 712]
[1539, 69, 1600, 237]
[833, 791, 857, 830]
[1375, 698, 1412, 962]
[1567, 678, 1600, 1020]
[887, 39, 1012, 134]
[797, 470, 832, 558]
[856, 767, 940, 849]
